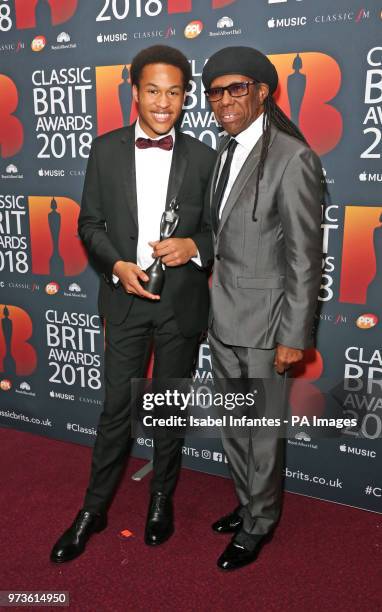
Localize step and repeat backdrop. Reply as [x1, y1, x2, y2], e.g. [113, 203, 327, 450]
[0, 0, 381, 513]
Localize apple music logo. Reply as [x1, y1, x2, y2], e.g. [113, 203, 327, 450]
[267, 16, 307, 28]
[339, 444, 376, 459]
[359, 171, 382, 182]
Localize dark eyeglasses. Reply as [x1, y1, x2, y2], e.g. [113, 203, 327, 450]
[204, 81, 257, 102]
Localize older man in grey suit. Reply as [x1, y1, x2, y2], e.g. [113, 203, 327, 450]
[202, 47, 323, 571]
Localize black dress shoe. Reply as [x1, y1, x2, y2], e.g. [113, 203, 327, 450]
[50, 509, 107, 563]
[217, 532, 271, 571]
[211, 507, 243, 534]
[144, 492, 174, 546]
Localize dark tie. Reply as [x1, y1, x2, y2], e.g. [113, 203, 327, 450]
[212, 138, 238, 233]
[135, 135, 174, 151]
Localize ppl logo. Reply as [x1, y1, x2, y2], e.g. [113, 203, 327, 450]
[339, 206, 382, 306]
[0, 305, 37, 377]
[31, 35, 46, 52]
[356, 314, 378, 329]
[45, 281, 60, 295]
[269, 52, 342, 155]
[184, 20, 203, 38]
[290, 348, 325, 419]
[14, 0, 78, 29]
[0, 75, 24, 158]
[96, 65, 138, 136]
[28, 196, 88, 276]
[0, 379, 12, 391]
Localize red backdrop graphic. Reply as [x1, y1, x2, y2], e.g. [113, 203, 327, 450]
[95, 52, 342, 156]
[290, 348, 325, 418]
[0, 75, 24, 158]
[340, 206, 382, 304]
[96, 65, 138, 137]
[270, 52, 343, 156]
[28, 196, 88, 276]
[15, 0, 78, 29]
[0, 305, 37, 376]
[168, 0, 236, 11]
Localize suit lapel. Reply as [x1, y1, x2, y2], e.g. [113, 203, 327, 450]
[120, 123, 138, 228]
[217, 127, 278, 238]
[165, 131, 188, 209]
[119, 125, 188, 228]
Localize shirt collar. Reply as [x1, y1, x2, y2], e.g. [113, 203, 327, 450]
[234, 113, 264, 151]
[135, 119, 176, 143]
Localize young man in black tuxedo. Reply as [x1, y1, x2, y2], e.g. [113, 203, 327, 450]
[50, 45, 216, 563]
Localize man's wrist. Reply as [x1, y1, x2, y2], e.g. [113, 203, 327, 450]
[113, 260, 126, 275]
[186, 238, 198, 258]
[112, 260, 122, 275]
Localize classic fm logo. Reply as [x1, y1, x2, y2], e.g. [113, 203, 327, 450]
[0, 305, 37, 376]
[340, 206, 382, 306]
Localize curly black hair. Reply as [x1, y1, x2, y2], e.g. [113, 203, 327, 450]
[130, 45, 191, 90]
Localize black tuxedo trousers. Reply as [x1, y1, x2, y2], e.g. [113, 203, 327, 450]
[83, 286, 200, 514]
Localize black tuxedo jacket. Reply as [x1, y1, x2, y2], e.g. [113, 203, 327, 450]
[78, 124, 217, 337]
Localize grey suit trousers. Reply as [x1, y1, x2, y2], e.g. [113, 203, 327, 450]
[209, 328, 287, 536]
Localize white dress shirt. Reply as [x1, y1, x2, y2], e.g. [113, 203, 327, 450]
[217, 113, 264, 218]
[135, 120, 175, 270]
[113, 120, 200, 284]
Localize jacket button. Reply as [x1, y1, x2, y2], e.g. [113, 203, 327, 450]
[215, 254, 221, 261]
[130, 235, 135, 240]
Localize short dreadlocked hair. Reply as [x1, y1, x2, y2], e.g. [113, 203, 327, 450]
[252, 87, 309, 221]
[130, 45, 191, 91]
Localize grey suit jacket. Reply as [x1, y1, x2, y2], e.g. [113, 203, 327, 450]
[210, 126, 323, 350]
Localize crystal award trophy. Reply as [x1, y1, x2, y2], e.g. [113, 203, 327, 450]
[141, 198, 180, 295]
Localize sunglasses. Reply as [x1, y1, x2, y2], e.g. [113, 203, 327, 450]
[204, 81, 257, 102]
